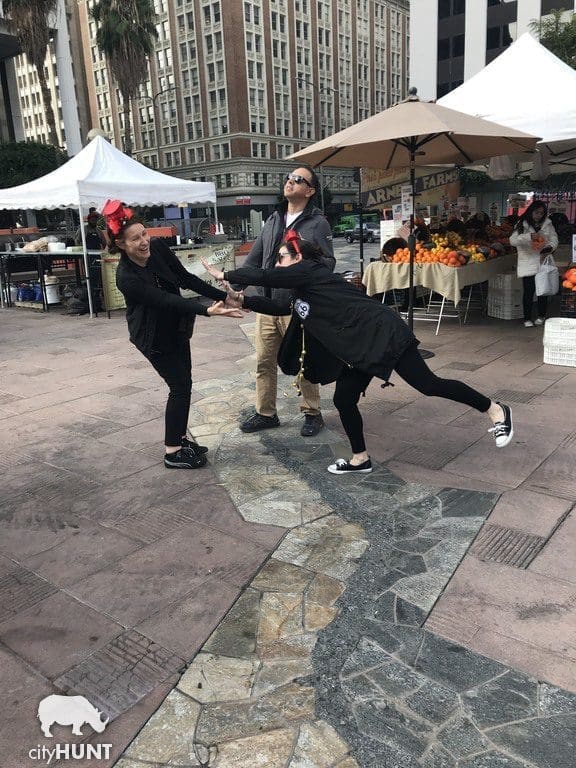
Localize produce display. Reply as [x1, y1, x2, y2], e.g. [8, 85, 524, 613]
[562, 266, 576, 292]
[389, 231, 509, 268]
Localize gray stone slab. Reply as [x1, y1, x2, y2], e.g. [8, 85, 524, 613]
[488, 714, 576, 768]
[539, 683, 576, 715]
[0, 567, 58, 623]
[367, 658, 423, 697]
[459, 754, 527, 768]
[414, 633, 507, 693]
[420, 744, 457, 768]
[396, 597, 427, 627]
[340, 638, 393, 678]
[437, 715, 491, 758]
[203, 588, 260, 659]
[353, 698, 432, 756]
[437, 488, 499, 519]
[406, 680, 459, 725]
[462, 671, 538, 728]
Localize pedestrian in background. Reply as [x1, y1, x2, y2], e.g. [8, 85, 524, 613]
[510, 200, 558, 327]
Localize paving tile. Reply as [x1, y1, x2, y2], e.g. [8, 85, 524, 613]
[429, 557, 576, 666]
[522, 439, 576, 500]
[488, 713, 576, 768]
[68, 523, 268, 625]
[0, 567, 58, 623]
[22, 521, 141, 586]
[487, 489, 572, 538]
[135, 576, 239, 658]
[0, 591, 124, 678]
[529, 509, 576, 584]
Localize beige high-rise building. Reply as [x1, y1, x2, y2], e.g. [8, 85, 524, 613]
[9, 0, 90, 154]
[78, 0, 410, 223]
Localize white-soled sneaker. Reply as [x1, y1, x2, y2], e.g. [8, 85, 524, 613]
[523, 320, 534, 327]
[327, 458, 372, 474]
[534, 317, 545, 326]
[488, 403, 513, 448]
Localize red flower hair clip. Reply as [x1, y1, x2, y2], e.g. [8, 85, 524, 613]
[102, 199, 133, 235]
[285, 229, 302, 255]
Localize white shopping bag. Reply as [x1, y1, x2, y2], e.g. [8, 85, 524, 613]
[535, 255, 559, 297]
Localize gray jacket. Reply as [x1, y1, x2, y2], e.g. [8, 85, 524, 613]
[242, 200, 335, 304]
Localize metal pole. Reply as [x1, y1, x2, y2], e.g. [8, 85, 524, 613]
[78, 205, 94, 318]
[358, 169, 364, 278]
[408, 143, 416, 331]
[320, 165, 325, 213]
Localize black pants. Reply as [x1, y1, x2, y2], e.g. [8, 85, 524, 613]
[333, 345, 491, 454]
[522, 275, 548, 321]
[146, 342, 192, 446]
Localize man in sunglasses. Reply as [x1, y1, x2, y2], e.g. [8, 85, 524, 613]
[239, 164, 335, 436]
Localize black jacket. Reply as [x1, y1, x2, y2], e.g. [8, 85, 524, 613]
[116, 238, 226, 355]
[241, 199, 335, 305]
[225, 260, 418, 383]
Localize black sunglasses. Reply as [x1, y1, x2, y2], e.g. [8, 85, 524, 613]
[284, 173, 313, 188]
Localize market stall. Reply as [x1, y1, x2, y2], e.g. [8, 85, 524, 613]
[0, 136, 218, 317]
[363, 254, 516, 306]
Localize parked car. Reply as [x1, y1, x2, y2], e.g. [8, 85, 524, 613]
[345, 222, 380, 243]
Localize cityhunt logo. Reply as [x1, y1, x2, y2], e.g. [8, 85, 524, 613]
[29, 695, 112, 765]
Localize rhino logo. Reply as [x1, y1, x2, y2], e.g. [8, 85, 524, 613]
[37, 695, 109, 738]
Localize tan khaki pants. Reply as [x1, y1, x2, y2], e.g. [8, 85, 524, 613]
[254, 313, 321, 417]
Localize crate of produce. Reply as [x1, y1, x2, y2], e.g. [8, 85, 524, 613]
[560, 265, 576, 318]
[543, 317, 576, 367]
[487, 272, 523, 320]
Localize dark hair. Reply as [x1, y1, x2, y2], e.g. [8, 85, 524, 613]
[292, 163, 320, 197]
[107, 216, 145, 255]
[280, 237, 325, 261]
[515, 200, 548, 234]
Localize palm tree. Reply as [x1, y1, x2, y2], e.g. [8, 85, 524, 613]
[4, 0, 59, 146]
[91, 0, 158, 156]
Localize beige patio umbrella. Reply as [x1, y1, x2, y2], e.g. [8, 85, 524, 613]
[289, 90, 540, 333]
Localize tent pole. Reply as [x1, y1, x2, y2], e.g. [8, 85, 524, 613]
[78, 206, 94, 318]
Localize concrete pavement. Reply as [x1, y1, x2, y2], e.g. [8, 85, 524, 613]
[0, 239, 575, 767]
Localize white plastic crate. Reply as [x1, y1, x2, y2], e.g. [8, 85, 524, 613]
[487, 272, 524, 320]
[543, 317, 576, 367]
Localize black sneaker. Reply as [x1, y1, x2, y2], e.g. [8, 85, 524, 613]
[300, 414, 324, 437]
[164, 448, 207, 469]
[327, 457, 372, 474]
[240, 412, 280, 433]
[488, 403, 513, 448]
[181, 437, 208, 455]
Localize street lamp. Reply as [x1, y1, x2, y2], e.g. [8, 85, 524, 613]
[149, 85, 179, 169]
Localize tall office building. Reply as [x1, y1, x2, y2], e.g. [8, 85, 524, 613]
[411, 0, 576, 102]
[78, 0, 410, 221]
[9, 0, 90, 154]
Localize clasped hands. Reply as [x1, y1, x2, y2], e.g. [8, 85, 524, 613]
[202, 256, 246, 317]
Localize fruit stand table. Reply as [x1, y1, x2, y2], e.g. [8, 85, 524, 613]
[362, 253, 517, 333]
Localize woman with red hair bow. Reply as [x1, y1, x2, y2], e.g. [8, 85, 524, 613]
[106, 200, 242, 470]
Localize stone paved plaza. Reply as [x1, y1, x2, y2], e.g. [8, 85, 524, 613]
[1, 240, 576, 767]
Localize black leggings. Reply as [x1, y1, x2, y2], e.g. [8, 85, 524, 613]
[146, 342, 192, 446]
[333, 345, 492, 454]
[522, 275, 548, 321]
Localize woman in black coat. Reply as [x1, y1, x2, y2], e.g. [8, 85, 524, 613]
[204, 232, 514, 474]
[108, 200, 241, 470]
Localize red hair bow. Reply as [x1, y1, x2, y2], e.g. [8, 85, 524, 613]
[102, 199, 133, 235]
[285, 229, 302, 255]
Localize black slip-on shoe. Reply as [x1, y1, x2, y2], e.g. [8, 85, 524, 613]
[327, 458, 372, 474]
[300, 414, 324, 437]
[164, 448, 208, 469]
[181, 437, 208, 455]
[240, 412, 280, 433]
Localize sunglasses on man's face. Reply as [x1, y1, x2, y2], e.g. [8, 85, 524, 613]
[284, 173, 313, 188]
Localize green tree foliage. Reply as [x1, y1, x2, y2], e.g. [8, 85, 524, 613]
[529, 9, 576, 68]
[91, 0, 158, 157]
[0, 141, 67, 188]
[3, 0, 59, 146]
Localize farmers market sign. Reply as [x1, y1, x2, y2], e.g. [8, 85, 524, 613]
[364, 168, 460, 208]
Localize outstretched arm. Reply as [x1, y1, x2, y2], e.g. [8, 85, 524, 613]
[201, 257, 311, 289]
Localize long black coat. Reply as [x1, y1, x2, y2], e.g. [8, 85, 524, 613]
[225, 260, 418, 383]
[116, 238, 226, 355]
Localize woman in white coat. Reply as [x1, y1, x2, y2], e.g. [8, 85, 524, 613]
[510, 201, 558, 327]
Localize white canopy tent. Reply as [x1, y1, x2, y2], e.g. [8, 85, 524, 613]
[0, 136, 217, 316]
[438, 33, 576, 171]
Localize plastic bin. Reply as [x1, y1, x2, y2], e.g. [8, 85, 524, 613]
[487, 271, 524, 320]
[543, 317, 576, 367]
[45, 275, 60, 304]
